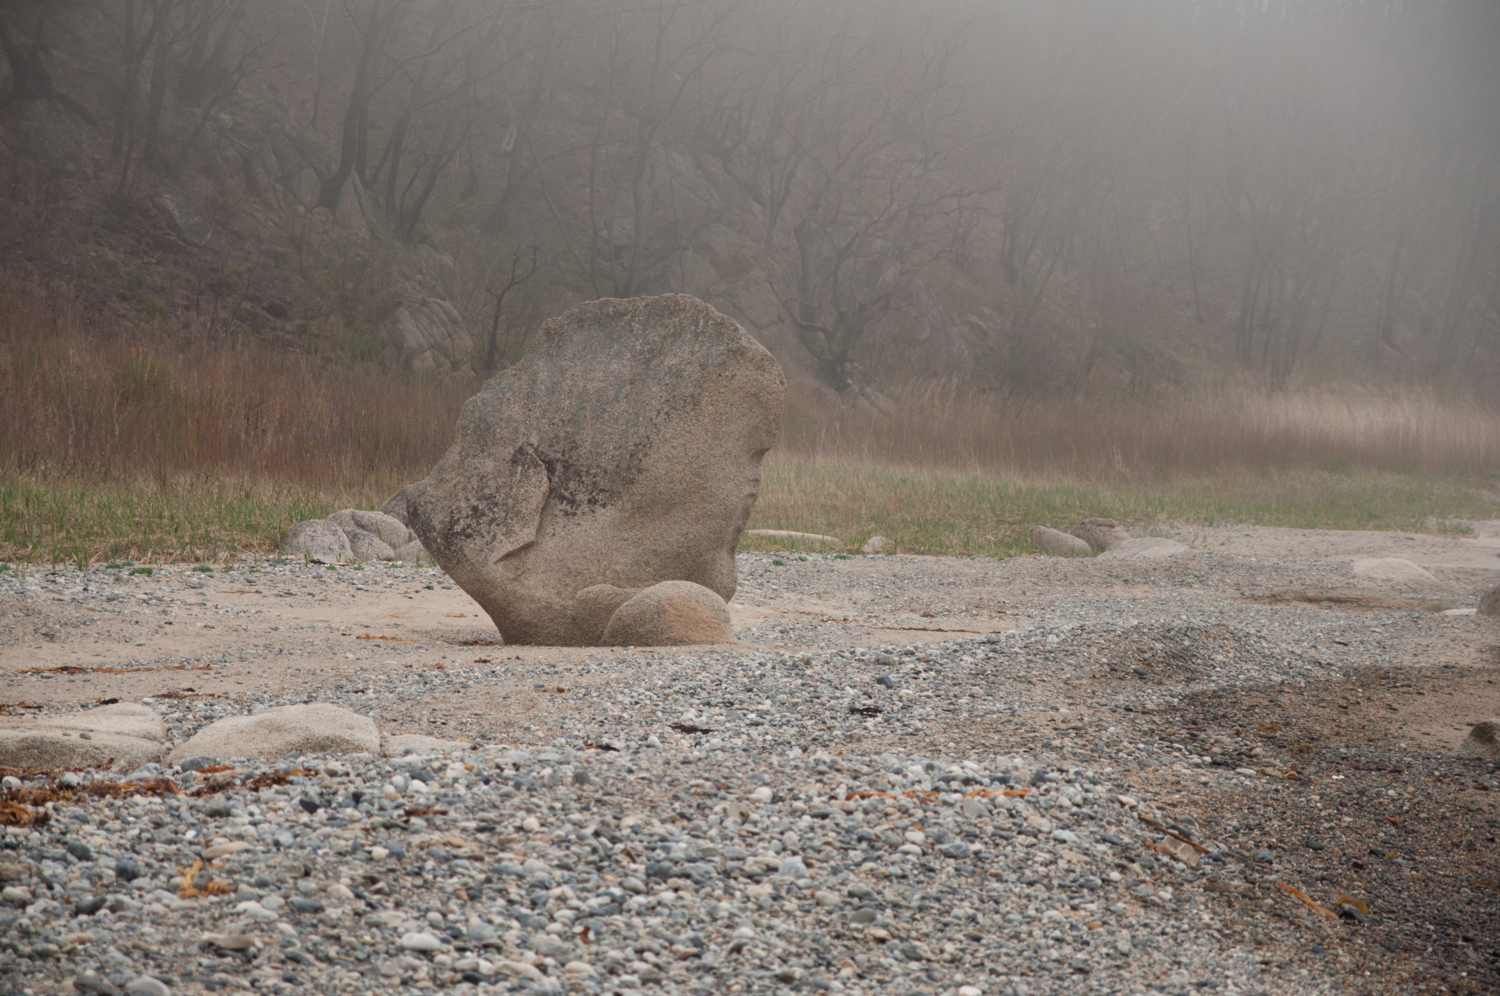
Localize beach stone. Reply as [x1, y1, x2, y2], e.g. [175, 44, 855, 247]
[0, 703, 167, 771]
[599, 581, 734, 646]
[124, 976, 171, 996]
[383, 733, 470, 754]
[0, 730, 163, 771]
[1097, 537, 1190, 560]
[1070, 518, 1130, 550]
[1031, 525, 1092, 557]
[282, 519, 351, 564]
[169, 704, 380, 761]
[400, 931, 443, 952]
[860, 535, 892, 555]
[37, 702, 165, 741]
[329, 510, 414, 548]
[1351, 557, 1437, 584]
[404, 294, 784, 645]
[342, 528, 396, 563]
[1477, 584, 1499, 618]
[1456, 718, 1500, 764]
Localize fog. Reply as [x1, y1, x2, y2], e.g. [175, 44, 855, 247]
[4, 0, 1499, 394]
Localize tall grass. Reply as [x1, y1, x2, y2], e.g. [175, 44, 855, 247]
[0, 279, 471, 489]
[2, 278, 1497, 563]
[778, 380, 1500, 479]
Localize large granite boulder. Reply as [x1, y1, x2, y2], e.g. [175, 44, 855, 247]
[404, 294, 785, 645]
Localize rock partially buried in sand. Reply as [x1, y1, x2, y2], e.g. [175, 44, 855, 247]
[1031, 525, 1092, 557]
[170, 704, 380, 762]
[599, 580, 734, 646]
[0, 731, 163, 771]
[744, 529, 843, 547]
[1097, 537, 1189, 560]
[1456, 718, 1500, 764]
[0, 702, 167, 770]
[383, 733, 471, 755]
[861, 535, 892, 555]
[282, 519, 352, 564]
[404, 294, 784, 645]
[1351, 558, 1438, 584]
[1070, 518, 1130, 551]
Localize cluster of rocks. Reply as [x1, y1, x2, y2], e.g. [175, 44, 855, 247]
[1028, 520, 1189, 562]
[0, 730, 1295, 996]
[282, 510, 428, 568]
[0, 701, 463, 776]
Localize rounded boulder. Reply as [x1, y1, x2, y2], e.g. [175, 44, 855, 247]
[600, 580, 733, 646]
[169, 704, 380, 762]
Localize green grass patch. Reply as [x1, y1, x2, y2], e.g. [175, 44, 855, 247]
[739, 459, 1498, 557]
[0, 472, 397, 566]
[1, 458, 1493, 565]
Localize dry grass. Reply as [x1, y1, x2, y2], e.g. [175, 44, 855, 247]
[0, 279, 470, 489]
[778, 379, 1500, 479]
[2, 278, 1497, 564]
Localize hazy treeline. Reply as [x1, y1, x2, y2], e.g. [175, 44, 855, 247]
[5, 0, 1499, 394]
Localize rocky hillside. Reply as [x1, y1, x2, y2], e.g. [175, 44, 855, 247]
[1, 1, 1497, 404]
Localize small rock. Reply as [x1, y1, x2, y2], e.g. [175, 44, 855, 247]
[777, 856, 808, 878]
[124, 976, 172, 996]
[1351, 557, 1438, 584]
[1069, 518, 1130, 550]
[400, 931, 443, 952]
[1030, 525, 1092, 557]
[1097, 537, 1189, 560]
[281, 519, 352, 565]
[1457, 718, 1500, 764]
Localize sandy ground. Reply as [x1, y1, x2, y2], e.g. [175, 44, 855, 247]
[3, 520, 1500, 993]
[3, 521, 1499, 742]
